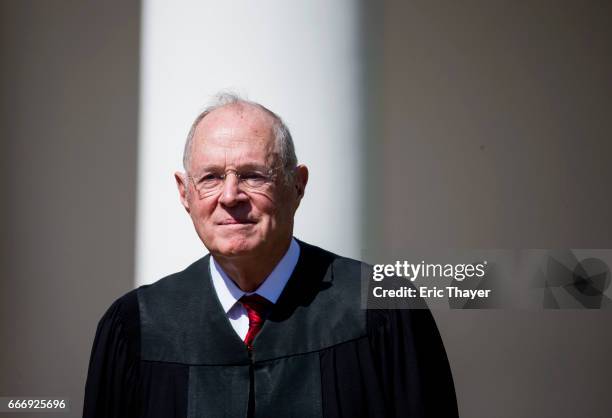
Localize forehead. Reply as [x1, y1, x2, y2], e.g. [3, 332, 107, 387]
[190, 105, 277, 168]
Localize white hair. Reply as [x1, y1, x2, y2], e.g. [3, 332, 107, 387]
[182, 92, 298, 182]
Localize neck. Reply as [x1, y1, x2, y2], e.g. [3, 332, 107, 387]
[213, 238, 292, 293]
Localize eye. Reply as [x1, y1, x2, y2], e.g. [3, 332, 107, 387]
[241, 172, 266, 180]
[196, 173, 224, 188]
[240, 171, 269, 188]
[200, 173, 220, 182]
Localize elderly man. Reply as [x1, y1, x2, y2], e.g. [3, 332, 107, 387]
[83, 94, 458, 418]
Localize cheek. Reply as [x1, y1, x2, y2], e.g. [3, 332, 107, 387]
[189, 200, 216, 227]
[258, 191, 295, 225]
[247, 190, 277, 214]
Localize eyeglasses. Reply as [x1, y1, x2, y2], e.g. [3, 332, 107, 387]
[189, 168, 277, 198]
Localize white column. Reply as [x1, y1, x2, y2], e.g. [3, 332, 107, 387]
[136, 0, 362, 285]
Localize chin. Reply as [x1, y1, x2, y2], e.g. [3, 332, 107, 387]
[213, 237, 261, 257]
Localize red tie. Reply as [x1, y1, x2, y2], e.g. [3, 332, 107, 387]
[240, 294, 272, 350]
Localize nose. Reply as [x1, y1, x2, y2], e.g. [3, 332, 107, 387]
[218, 172, 247, 207]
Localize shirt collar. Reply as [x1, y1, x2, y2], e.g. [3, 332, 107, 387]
[210, 238, 301, 313]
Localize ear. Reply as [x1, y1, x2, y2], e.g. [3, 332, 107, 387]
[174, 172, 191, 213]
[294, 164, 309, 201]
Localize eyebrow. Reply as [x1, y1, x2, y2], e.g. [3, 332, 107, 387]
[195, 162, 271, 172]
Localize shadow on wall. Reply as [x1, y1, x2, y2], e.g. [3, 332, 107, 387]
[0, 1, 141, 415]
[372, 2, 612, 418]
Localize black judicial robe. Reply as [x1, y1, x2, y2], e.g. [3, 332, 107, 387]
[83, 241, 458, 418]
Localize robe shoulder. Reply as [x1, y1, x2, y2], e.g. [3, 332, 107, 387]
[83, 289, 141, 418]
[365, 308, 459, 417]
[84, 286, 190, 418]
[88, 288, 141, 367]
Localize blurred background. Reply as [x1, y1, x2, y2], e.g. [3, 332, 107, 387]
[1, 1, 611, 417]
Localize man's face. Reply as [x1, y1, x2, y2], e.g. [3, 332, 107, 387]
[176, 105, 306, 259]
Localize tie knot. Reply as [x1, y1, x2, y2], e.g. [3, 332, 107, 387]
[240, 294, 272, 322]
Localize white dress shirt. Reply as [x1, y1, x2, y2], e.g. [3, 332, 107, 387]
[209, 238, 300, 340]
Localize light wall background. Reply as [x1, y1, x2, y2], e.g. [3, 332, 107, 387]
[135, 0, 362, 285]
[1, 1, 611, 417]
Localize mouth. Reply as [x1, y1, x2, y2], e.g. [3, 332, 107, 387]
[217, 219, 257, 226]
